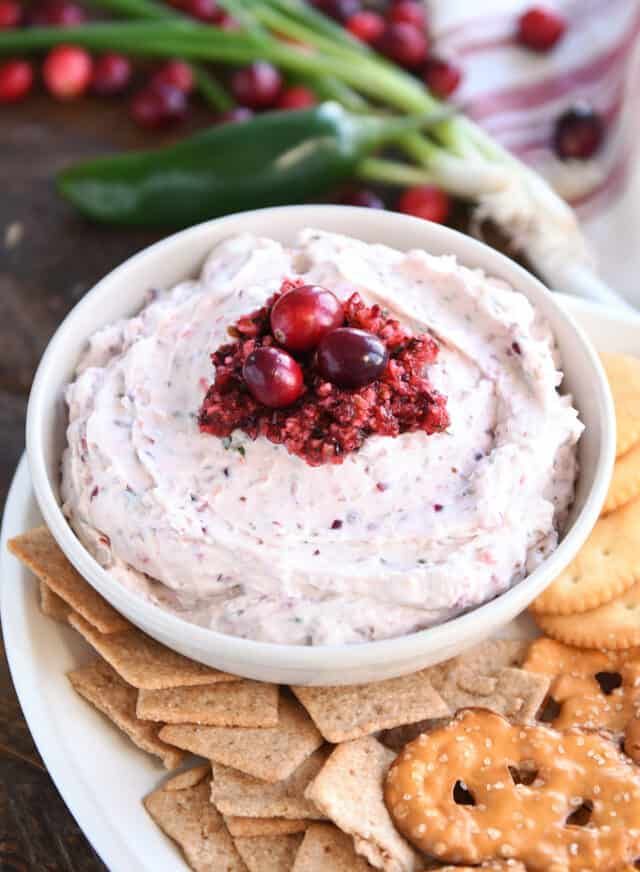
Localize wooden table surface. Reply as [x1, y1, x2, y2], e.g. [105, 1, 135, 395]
[0, 93, 219, 871]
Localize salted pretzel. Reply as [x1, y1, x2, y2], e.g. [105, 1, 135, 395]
[523, 637, 640, 733]
[384, 708, 640, 871]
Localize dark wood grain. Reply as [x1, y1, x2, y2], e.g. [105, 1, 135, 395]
[1, 91, 216, 871]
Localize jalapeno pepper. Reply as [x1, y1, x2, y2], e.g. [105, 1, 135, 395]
[57, 101, 442, 227]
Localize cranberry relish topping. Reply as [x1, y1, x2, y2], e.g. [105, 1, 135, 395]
[198, 279, 449, 466]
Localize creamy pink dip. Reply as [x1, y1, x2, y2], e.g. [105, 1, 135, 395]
[61, 230, 582, 645]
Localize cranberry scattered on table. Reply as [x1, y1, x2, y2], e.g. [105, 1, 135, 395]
[231, 61, 282, 109]
[151, 60, 194, 95]
[397, 185, 451, 224]
[0, 0, 21, 29]
[43, 44, 93, 99]
[130, 82, 189, 129]
[517, 5, 566, 52]
[276, 85, 317, 110]
[0, 58, 33, 102]
[422, 57, 462, 99]
[346, 10, 385, 44]
[91, 53, 132, 96]
[553, 104, 604, 161]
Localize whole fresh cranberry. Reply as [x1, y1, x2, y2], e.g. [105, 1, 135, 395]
[243, 346, 305, 408]
[276, 85, 316, 110]
[0, 59, 33, 102]
[151, 60, 194, 94]
[517, 5, 566, 52]
[214, 106, 253, 124]
[180, 0, 220, 22]
[553, 104, 604, 160]
[317, 328, 388, 388]
[0, 0, 21, 29]
[397, 185, 451, 224]
[312, 0, 360, 23]
[91, 53, 132, 96]
[271, 285, 344, 352]
[346, 10, 385, 44]
[422, 57, 462, 99]
[42, 44, 93, 100]
[29, 0, 86, 26]
[388, 0, 427, 31]
[231, 62, 282, 109]
[376, 22, 428, 69]
[339, 188, 385, 209]
[130, 83, 188, 129]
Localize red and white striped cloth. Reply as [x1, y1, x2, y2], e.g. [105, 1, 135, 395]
[431, 0, 640, 307]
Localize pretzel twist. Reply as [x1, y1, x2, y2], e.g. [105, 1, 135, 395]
[384, 709, 640, 871]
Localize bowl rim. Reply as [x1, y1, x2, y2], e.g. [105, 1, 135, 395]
[26, 204, 616, 667]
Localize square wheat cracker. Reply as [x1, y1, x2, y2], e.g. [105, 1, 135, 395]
[426, 640, 549, 722]
[225, 817, 309, 838]
[292, 823, 375, 871]
[144, 770, 247, 871]
[39, 581, 71, 622]
[8, 527, 129, 633]
[234, 834, 303, 872]
[68, 611, 235, 689]
[291, 670, 449, 743]
[305, 736, 421, 872]
[160, 695, 323, 782]
[210, 748, 329, 820]
[137, 680, 278, 727]
[68, 658, 183, 769]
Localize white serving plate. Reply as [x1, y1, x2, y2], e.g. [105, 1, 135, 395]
[1, 294, 638, 872]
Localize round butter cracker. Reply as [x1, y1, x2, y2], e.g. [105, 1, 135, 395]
[535, 580, 640, 649]
[603, 441, 640, 515]
[601, 352, 640, 458]
[531, 497, 640, 616]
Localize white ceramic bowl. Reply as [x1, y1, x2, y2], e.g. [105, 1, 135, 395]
[26, 205, 615, 685]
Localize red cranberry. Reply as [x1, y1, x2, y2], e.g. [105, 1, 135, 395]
[130, 83, 188, 129]
[0, 59, 33, 102]
[376, 22, 428, 69]
[214, 106, 253, 124]
[339, 188, 385, 209]
[312, 0, 360, 23]
[346, 10, 385, 43]
[43, 45, 92, 100]
[276, 85, 316, 110]
[231, 62, 282, 109]
[271, 285, 344, 352]
[388, 1, 427, 31]
[553, 104, 604, 160]
[151, 60, 194, 94]
[517, 5, 566, 52]
[243, 347, 304, 408]
[423, 57, 462, 99]
[29, 0, 86, 26]
[397, 185, 451, 223]
[0, 0, 21, 29]
[91, 53, 131, 96]
[316, 327, 388, 388]
[180, 0, 220, 22]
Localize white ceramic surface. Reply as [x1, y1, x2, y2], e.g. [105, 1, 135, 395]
[1, 295, 633, 872]
[25, 207, 615, 685]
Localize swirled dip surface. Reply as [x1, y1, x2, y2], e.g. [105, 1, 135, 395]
[61, 230, 582, 645]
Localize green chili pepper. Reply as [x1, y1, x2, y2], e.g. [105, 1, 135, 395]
[57, 101, 446, 227]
